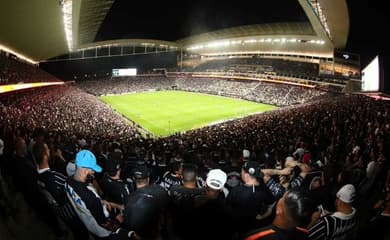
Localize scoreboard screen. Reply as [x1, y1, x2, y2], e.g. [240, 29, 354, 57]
[112, 68, 137, 77]
[362, 56, 379, 92]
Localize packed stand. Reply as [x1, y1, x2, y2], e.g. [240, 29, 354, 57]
[76, 76, 326, 106]
[76, 76, 174, 96]
[0, 85, 141, 141]
[0, 79, 389, 239]
[191, 57, 319, 78]
[0, 50, 60, 85]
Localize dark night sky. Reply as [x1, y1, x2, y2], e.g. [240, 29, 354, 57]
[96, 0, 387, 70]
[95, 0, 308, 41]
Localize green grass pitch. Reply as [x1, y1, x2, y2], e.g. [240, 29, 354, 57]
[100, 90, 277, 137]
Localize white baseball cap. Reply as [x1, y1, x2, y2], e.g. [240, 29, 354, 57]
[336, 184, 356, 203]
[206, 169, 227, 190]
[243, 149, 250, 158]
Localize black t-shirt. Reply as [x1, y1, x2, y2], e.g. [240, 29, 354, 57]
[168, 185, 205, 238]
[194, 195, 233, 239]
[227, 183, 275, 234]
[136, 184, 169, 210]
[245, 225, 308, 240]
[160, 171, 182, 191]
[151, 164, 169, 184]
[67, 177, 109, 225]
[123, 184, 169, 231]
[38, 169, 68, 206]
[169, 185, 205, 206]
[100, 174, 131, 205]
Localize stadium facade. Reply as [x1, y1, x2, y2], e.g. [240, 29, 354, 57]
[1, 0, 361, 90]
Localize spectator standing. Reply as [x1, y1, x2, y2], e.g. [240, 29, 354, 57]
[34, 142, 89, 240]
[245, 189, 315, 240]
[65, 150, 127, 239]
[308, 184, 358, 240]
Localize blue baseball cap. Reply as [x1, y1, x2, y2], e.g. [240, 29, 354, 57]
[75, 150, 102, 173]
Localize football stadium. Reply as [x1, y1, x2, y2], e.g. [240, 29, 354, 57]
[0, 0, 389, 240]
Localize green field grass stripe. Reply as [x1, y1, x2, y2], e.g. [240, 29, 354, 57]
[100, 90, 277, 137]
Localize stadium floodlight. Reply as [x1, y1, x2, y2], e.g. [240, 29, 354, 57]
[187, 45, 204, 51]
[62, 0, 73, 50]
[244, 39, 257, 43]
[309, 0, 332, 40]
[207, 40, 230, 48]
[0, 44, 38, 65]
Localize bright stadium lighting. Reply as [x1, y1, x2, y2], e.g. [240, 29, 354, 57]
[187, 45, 204, 50]
[0, 44, 38, 65]
[289, 39, 297, 43]
[207, 40, 230, 48]
[281, 38, 287, 43]
[141, 42, 155, 47]
[244, 39, 257, 43]
[309, 0, 332, 40]
[273, 39, 281, 43]
[0, 82, 64, 94]
[62, 0, 73, 50]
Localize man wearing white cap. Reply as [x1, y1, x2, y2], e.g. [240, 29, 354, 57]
[308, 184, 358, 240]
[194, 169, 232, 239]
[205, 169, 229, 198]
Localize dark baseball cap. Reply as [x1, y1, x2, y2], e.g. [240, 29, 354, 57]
[132, 165, 150, 179]
[242, 161, 264, 179]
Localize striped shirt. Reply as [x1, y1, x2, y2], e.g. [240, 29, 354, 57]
[160, 171, 182, 191]
[308, 208, 357, 240]
[37, 168, 78, 221]
[66, 177, 113, 237]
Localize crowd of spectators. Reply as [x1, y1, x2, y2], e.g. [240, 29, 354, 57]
[0, 86, 141, 141]
[76, 77, 174, 96]
[0, 79, 389, 239]
[76, 76, 326, 106]
[0, 50, 60, 85]
[0, 54, 389, 240]
[190, 57, 319, 78]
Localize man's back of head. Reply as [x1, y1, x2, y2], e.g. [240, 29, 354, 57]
[182, 163, 198, 184]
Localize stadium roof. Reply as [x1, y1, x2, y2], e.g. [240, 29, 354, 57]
[76, 0, 114, 46]
[0, 0, 113, 62]
[176, 22, 316, 45]
[0, 0, 349, 62]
